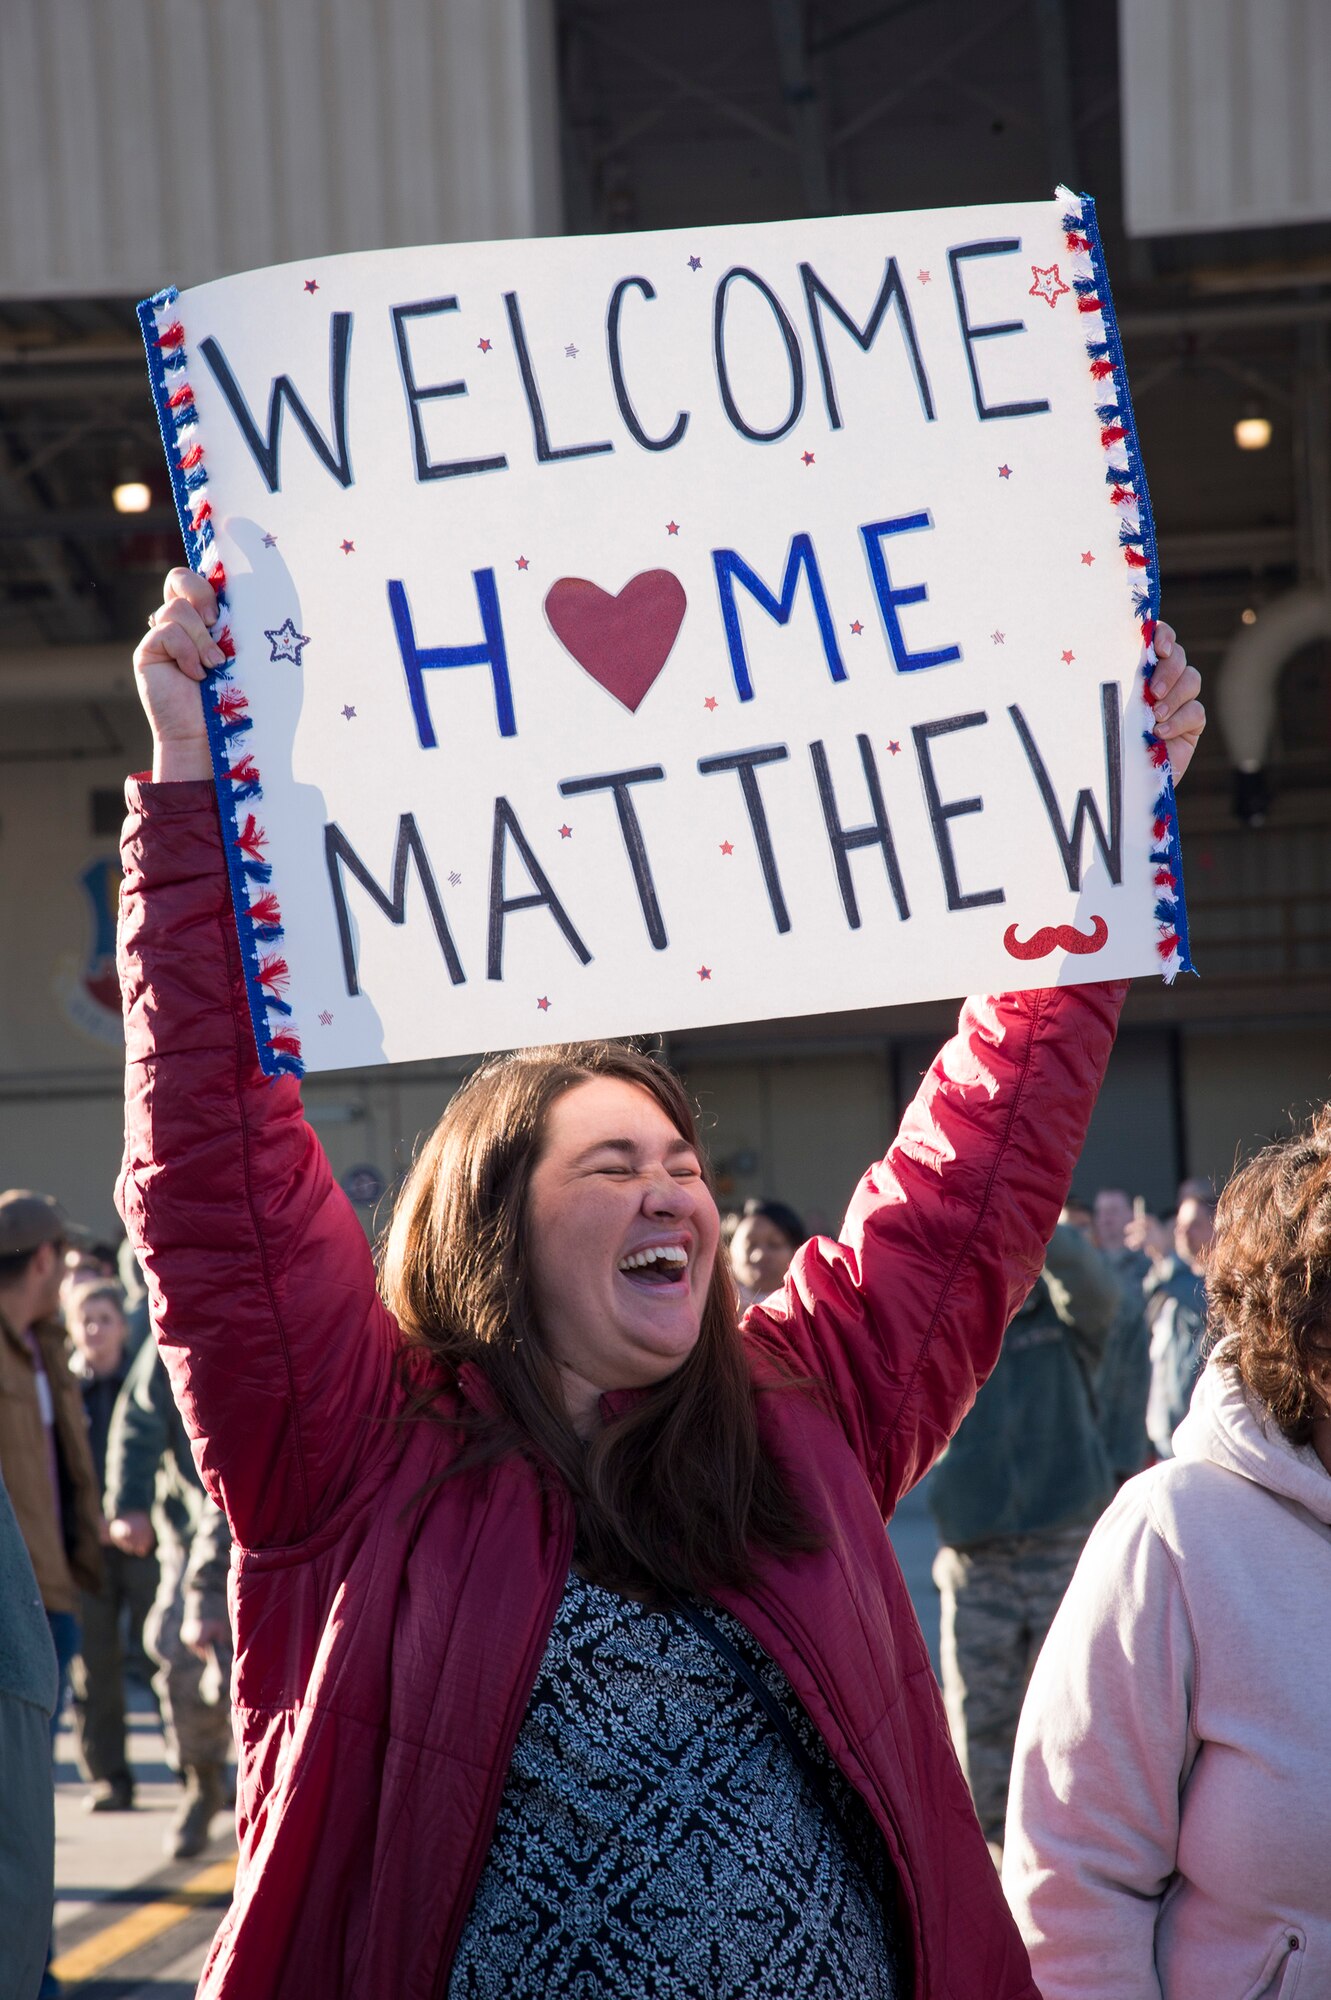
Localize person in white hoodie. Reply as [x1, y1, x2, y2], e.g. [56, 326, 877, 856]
[1003, 1110, 1331, 2000]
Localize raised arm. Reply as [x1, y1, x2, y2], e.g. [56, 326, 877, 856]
[748, 980, 1125, 1512]
[745, 623, 1203, 1514]
[114, 571, 404, 1551]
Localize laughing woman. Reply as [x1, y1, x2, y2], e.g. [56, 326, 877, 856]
[117, 569, 1203, 2000]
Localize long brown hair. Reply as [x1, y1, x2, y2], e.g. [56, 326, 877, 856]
[1207, 1105, 1331, 1445]
[380, 1041, 820, 1594]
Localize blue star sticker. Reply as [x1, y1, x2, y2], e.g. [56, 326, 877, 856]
[264, 617, 310, 665]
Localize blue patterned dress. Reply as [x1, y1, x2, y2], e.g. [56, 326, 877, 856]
[448, 1569, 903, 1998]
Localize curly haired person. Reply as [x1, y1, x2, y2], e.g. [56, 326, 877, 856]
[1005, 1111, 1331, 2000]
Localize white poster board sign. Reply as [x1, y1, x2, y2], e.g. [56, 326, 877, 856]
[140, 190, 1191, 1078]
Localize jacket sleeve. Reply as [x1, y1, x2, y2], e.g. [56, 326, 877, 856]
[1044, 1222, 1121, 1373]
[1002, 1483, 1198, 2000]
[746, 981, 1125, 1513]
[115, 778, 403, 1551]
[182, 1494, 233, 1629]
[104, 1332, 169, 1519]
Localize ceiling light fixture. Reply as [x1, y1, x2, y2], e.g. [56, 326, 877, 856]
[1234, 410, 1272, 451]
[112, 479, 153, 514]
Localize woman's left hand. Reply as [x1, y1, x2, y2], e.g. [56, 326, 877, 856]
[1148, 623, 1204, 784]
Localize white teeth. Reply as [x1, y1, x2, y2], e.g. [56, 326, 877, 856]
[617, 1244, 689, 1272]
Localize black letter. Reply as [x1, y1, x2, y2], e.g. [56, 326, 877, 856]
[1008, 684, 1122, 888]
[391, 297, 507, 481]
[947, 241, 1051, 421]
[713, 267, 805, 442]
[911, 713, 1005, 911]
[324, 814, 464, 996]
[558, 767, 669, 949]
[809, 735, 909, 929]
[697, 745, 792, 934]
[199, 317, 354, 492]
[488, 799, 592, 980]
[799, 258, 935, 428]
[504, 292, 614, 465]
[606, 277, 688, 452]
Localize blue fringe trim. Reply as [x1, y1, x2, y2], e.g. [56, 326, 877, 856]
[1073, 192, 1194, 978]
[136, 286, 305, 1079]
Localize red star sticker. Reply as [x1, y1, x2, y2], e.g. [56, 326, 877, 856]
[1061, 649, 1076, 664]
[536, 996, 550, 1011]
[1080, 550, 1095, 565]
[666, 521, 679, 535]
[703, 695, 718, 712]
[304, 279, 319, 294]
[477, 337, 492, 353]
[887, 741, 901, 756]
[998, 464, 1012, 479]
[558, 824, 572, 839]
[340, 539, 355, 554]
[801, 450, 815, 466]
[697, 965, 712, 981]
[1028, 263, 1071, 307]
[850, 620, 864, 635]
[515, 555, 529, 570]
[317, 1010, 333, 1025]
[917, 269, 931, 284]
[719, 841, 734, 856]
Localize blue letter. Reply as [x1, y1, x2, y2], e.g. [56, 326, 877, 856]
[388, 571, 517, 747]
[859, 513, 961, 674]
[711, 533, 844, 703]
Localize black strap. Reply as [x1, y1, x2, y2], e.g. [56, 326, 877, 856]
[665, 1592, 879, 1898]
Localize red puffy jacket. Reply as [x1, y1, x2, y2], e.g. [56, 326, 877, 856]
[116, 779, 1124, 1999]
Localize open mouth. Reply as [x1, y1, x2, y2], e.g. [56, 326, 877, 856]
[616, 1245, 689, 1288]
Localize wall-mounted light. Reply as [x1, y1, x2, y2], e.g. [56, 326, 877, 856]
[1234, 409, 1272, 451]
[1240, 606, 1258, 626]
[112, 480, 152, 514]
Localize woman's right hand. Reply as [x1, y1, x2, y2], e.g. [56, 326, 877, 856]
[133, 567, 224, 781]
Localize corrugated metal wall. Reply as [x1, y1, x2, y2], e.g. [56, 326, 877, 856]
[0, 0, 561, 299]
[1120, 0, 1331, 236]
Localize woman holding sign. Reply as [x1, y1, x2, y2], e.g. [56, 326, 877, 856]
[120, 568, 1203, 1999]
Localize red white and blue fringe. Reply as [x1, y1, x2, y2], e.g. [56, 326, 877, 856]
[137, 288, 306, 1077]
[1059, 187, 1193, 983]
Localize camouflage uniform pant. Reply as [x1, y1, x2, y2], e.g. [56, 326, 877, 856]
[144, 1531, 233, 1774]
[932, 1524, 1088, 1848]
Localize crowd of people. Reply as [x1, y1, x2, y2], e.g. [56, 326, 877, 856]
[1, 589, 1325, 1999]
[0, 1205, 235, 1999]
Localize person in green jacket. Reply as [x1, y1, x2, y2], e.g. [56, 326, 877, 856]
[926, 1222, 1119, 1859]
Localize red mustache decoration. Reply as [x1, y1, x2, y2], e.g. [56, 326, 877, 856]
[1003, 915, 1109, 960]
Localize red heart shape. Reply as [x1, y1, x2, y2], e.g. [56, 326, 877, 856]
[544, 570, 687, 712]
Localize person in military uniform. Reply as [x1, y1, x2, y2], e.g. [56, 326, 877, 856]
[926, 1221, 1120, 1860]
[105, 1326, 233, 1859]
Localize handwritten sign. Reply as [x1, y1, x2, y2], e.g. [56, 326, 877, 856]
[139, 190, 1191, 1077]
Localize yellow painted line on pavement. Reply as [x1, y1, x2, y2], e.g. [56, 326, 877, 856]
[50, 1855, 236, 1988]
